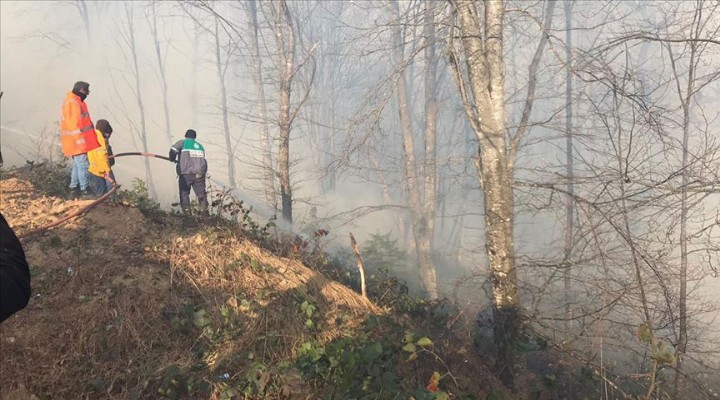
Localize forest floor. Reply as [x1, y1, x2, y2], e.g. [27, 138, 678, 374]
[0, 167, 519, 400]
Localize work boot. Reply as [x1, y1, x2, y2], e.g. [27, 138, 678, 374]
[70, 187, 81, 199]
[80, 189, 97, 200]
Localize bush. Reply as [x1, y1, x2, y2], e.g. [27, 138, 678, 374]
[23, 161, 72, 198]
[116, 179, 160, 213]
[362, 232, 408, 272]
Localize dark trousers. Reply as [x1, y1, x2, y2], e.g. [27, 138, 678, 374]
[179, 174, 207, 211]
[89, 171, 116, 200]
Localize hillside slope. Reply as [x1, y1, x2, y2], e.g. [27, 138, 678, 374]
[0, 170, 510, 400]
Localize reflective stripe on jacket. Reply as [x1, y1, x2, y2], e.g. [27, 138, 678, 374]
[60, 91, 99, 156]
[170, 139, 208, 175]
[88, 130, 110, 177]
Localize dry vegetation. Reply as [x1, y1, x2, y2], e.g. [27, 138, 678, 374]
[0, 167, 510, 400]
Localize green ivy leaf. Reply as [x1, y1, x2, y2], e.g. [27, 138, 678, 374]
[434, 392, 450, 400]
[652, 341, 676, 365]
[300, 300, 316, 318]
[220, 305, 231, 318]
[416, 337, 433, 347]
[364, 341, 383, 361]
[193, 309, 211, 328]
[404, 332, 415, 343]
[636, 323, 651, 344]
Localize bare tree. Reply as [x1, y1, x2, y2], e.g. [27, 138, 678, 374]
[448, 0, 519, 386]
[191, 21, 200, 128]
[303, 1, 344, 194]
[118, 2, 157, 199]
[522, 1, 720, 396]
[391, 0, 441, 299]
[563, 0, 575, 329]
[269, 0, 316, 225]
[246, 0, 277, 211]
[274, 0, 295, 224]
[73, 0, 91, 46]
[184, 2, 242, 190]
[147, 2, 173, 146]
[447, 0, 556, 388]
[213, 17, 238, 189]
[660, 2, 720, 396]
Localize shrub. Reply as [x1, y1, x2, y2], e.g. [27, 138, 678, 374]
[23, 161, 72, 198]
[117, 178, 160, 213]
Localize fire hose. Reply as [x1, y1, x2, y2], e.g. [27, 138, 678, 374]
[17, 152, 173, 240]
[111, 151, 172, 162]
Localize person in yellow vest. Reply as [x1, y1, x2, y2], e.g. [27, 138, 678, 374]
[60, 81, 99, 199]
[87, 119, 116, 199]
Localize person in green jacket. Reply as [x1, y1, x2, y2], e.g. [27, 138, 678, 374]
[169, 129, 208, 212]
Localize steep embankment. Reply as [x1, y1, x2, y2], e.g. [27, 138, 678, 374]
[0, 171, 508, 400]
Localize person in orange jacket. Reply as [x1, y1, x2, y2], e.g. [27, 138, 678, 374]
[87, 119, 117, 199]
[60, 81, 100, 199]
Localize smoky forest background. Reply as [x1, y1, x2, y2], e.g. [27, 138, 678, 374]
[1, 0, 719, 398]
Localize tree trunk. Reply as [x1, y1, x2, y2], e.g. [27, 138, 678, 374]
[670, 39, 696, 400]
[610, 89, 659, 398]
[214, 20, 237, 190]
[325, 77, 337, 192]
[453, 0, 520, 388]
[392, 0, 439, 300]
[75, 0, 91, 47]
[125, 3, 157, 199]
[274, 0, 295, 225]
[420, 1, 440, 300]
[563, 0, 575, 332]
[191, 23, 199, 128]
[149, 2, 173, 146]
[247, 0, 277, 211]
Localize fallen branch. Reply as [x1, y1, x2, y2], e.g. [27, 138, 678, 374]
[349, 232, 367, 299]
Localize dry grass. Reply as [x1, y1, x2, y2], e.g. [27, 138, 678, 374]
[0, 175, 384, 399]
[1, 173, 512, 400]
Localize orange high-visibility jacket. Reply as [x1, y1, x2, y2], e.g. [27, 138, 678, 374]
[88, 130, 110, 178]
[60, 91, 99, 156]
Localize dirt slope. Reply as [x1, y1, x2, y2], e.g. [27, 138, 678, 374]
[0, 176, 377, 398]
[0, 173, 509, 400]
